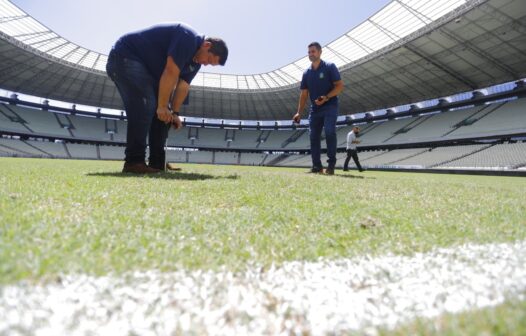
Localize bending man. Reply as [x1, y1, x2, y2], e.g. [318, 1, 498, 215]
[106, 23, 228, 173]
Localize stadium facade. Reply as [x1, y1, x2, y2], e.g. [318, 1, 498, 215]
[0, 0, 525, 173]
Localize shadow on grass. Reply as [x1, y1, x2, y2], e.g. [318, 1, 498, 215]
[303, 171, 375, 179]
[87, 171, 239, 181]
[336, 173, 375, 180]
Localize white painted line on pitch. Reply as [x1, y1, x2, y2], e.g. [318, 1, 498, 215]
[1, 241, 525, 335]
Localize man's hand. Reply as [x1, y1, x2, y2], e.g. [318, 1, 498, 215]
[172, 114, 182, 129]
[292, 112, 301, 123]
[157, 106, 173, 123]
[315, 95, 329, 106]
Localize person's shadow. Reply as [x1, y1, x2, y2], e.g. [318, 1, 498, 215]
[335, 173, 375, 180]
[87, 171, 238, 181]
[303, 171, 374, 179]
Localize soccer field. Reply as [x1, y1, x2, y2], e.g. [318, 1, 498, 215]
[1, 157, 525, 334]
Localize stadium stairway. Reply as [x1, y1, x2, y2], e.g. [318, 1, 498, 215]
[0, 140, 35, 157]
[255, 131, 272, 148]
[377, 148, 430, 166]
[22, 140, 52, 157]
[62, 143, 72, 159]
[384, 115, 434, 143]
[0, 103, 33, 133]
[442, 103, 505, 137]
[281, 130, 307, 148]
[265, 153, 290, 166]
[428, 144, 494, 168]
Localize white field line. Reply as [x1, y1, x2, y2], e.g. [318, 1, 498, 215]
[1, 241, 525, 335]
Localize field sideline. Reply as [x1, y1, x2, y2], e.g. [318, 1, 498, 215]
[1, 157, 525, 334]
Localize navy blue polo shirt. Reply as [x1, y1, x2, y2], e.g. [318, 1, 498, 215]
[300, 60, 341, 112]
[115, 23, 203, 85]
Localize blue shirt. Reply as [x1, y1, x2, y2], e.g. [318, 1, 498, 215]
[300, 60, 341, 112]
[115, 23, 203, 85]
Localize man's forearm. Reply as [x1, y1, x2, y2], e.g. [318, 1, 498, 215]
[158, 70, 178, 108]
[171, 81, 189, 112]
[326, 82, 344, 99]
[297, 91, 308, 114]
[158, 56, 181, 108]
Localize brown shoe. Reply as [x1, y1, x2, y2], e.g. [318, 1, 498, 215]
[166, 163, 182, 171]
[122, 162, 161, 174]
[309, 167, 324, 174]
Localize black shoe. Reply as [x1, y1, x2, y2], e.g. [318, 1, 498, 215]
[123, 162, 161, 174]
[343, 168, 349, 172]
[359, 168, 366, 172]
[325, 168, 335, 175]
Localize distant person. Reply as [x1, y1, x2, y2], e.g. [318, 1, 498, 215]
[343, 126, 364, 172]
[292, 42, 344, 175]
[106, 23, 228, 173]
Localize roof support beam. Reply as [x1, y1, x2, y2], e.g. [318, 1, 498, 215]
[0, 15, 28, 23]
[368, 19, 399, 41]
[404, 45, 478, 89]
[324, 45, 352, 63]
[76, 49, 92, 65]
[12, 31, 48, 39]
[92, 53, 101, 71]
[345, 35, 375, 54]
[439, 28, 518, 79]
[478, 3, 526, 35]
[27, 35, 60, 47]
[61, 46, 81, 60]
[275, 69, 298, 85]
[394, 0, 432, 25]
[42, 41, 69, 54]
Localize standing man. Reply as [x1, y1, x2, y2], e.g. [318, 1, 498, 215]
[106, 23, 228, 173]
[343, 126, 364, 172]
[293, 42, 344, 175]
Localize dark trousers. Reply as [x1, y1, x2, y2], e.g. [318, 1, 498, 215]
[343, 149, 363, 171]
[309, 105, 338, 169]
[106, 48, 170, 167]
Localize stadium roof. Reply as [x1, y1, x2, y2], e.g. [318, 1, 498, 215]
[1, 0, 525, 120]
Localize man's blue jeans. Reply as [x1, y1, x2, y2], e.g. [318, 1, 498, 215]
[106, 48, 169, 167]
[309, 105, 338, 169]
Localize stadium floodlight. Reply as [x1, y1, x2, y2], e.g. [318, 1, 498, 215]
[437, 99, 449, 107]
[472, 91, 485, 99]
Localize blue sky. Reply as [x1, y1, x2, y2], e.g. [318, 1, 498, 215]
[11, 0, 390, 75]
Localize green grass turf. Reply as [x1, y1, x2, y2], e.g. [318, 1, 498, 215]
[1, 157, 525, 284]
[378, 299, 526, 336]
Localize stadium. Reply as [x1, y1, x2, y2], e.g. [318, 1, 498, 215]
[0, 0, 525, 334]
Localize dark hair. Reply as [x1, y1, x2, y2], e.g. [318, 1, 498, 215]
[206, 37, 228, 66]
[308, 42, 322, 51]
